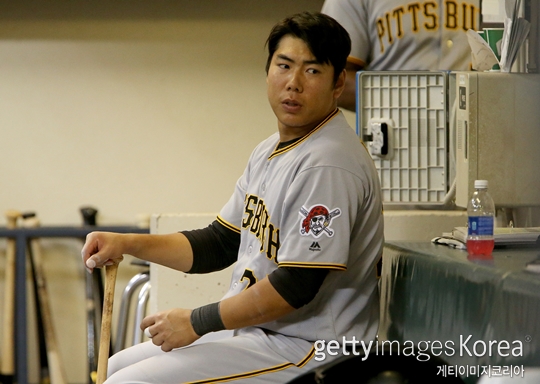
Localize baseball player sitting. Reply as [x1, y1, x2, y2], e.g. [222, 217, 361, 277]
[81, 11, 384, 383]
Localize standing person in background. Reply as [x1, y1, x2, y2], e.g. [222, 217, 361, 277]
[322, 0, 481, 111]
[81, 11, 384, 384]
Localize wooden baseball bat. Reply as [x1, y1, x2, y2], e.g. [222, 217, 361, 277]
[22, 212, 49, 384]
[80, 206, 100, 384]
[24, 214, 68, 384]
[0, 210, 20, 384]
[96, 264, 118, 384]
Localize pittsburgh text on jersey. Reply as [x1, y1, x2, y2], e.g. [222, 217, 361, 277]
[377, 1, 479, 53]
[242, 194, 280, 263]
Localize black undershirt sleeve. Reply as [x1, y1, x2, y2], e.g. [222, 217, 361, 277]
[183, 219, 328, 309]
[268, 267, 329, 309]
[182, 220, 240, 274]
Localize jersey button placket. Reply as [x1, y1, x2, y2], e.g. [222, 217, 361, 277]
[262, 160, 270, 195]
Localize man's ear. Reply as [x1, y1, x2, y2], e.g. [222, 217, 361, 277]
[333, 69, 347, 99]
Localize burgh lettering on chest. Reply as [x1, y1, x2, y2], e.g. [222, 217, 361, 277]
[242, 194, 280, 262]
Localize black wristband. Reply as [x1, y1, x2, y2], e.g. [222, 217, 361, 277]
[190, 302, 226, 337]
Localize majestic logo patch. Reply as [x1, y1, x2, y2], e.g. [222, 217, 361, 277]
[299, 204, 341, 238]
[309, 241, 321, 251]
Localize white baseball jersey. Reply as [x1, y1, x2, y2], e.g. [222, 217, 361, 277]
[322, 0, 481, 70]
[218, 109, 384, 351]
[105, 110, 384, 383]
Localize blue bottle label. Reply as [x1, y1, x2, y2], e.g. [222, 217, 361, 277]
[468, 216, 494, 236]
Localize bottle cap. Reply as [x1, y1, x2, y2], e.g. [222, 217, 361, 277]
[474, 180, 488, 189]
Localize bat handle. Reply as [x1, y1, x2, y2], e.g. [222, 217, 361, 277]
[80, 205, 100, 383]
[96, 263, 118, 384]
[5, 210, 21, 229]
[1, 210, 20, 381]
[80, 206, 98, 226]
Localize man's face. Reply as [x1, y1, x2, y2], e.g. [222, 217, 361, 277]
[266, 35, 345, 141]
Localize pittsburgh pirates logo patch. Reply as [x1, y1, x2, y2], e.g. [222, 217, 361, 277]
[299, 204, 341, 238]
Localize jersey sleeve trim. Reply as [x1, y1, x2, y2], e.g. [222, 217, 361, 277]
[348, 55, 366, 69]
[277, 261, 347, 271]
[216, 215, 241, 234]
[296, 347, 315, 368]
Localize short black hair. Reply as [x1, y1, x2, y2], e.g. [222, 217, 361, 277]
[265, 11, 351, 84]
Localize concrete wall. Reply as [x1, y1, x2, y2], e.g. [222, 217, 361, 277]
[0, 2, 326, 382]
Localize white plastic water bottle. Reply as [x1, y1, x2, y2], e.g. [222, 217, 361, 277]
[467, 180, 495, 257]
